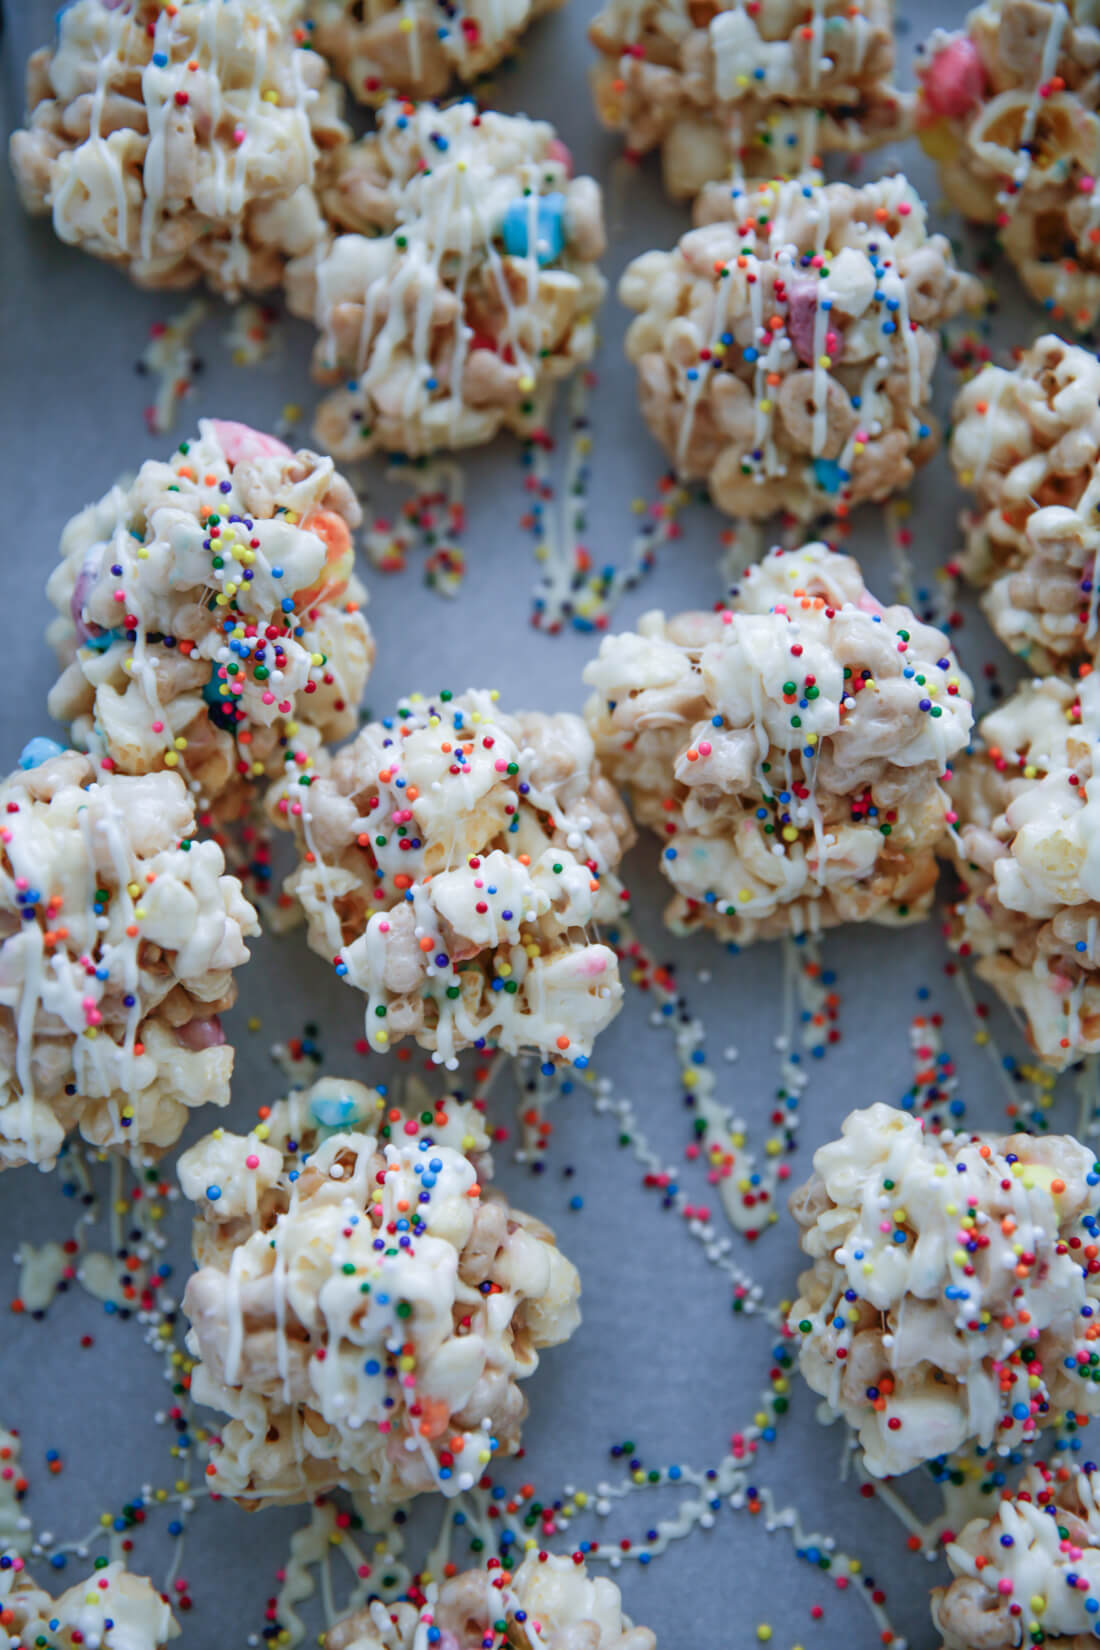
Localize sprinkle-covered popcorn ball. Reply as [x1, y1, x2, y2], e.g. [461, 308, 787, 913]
[46, 419, 373, 822]
[0, 1430, 29, 1556]
[179, 1078, 581, 1507]
[0, 747, 259, 1174]
[950, 335, 1100, 675]
[946, 671, 1100, 1070]
[589, 0, 909, 200]
[271, 689, 633, 1069]
[0, 1557, 178, 1650]
[583, 542, 973, 948]
[9, 0, 349, 297]
[620, 175, 981, 522]
[931, 1461, 1100, 1650]
[916, 1, 1100, 331]
[789, 1103, 1100, 1479]
[284, 100, 606, 460]
[308, 0, 563, 103]
[326, 1552, 656, 1650]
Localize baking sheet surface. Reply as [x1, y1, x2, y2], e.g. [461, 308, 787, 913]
[0, 4, 1073, 1646]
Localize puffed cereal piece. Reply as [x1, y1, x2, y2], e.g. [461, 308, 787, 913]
[308, 0, 564, 104]
[931, 1461, 1100, 1650]
[950, 333, 1100, 674]
[0, 746, 259, 1173]
[946, 670, 1100, 1069]
[326, 1551, 656, 1649]
[590, 0, 911, 199]
[620, 174, 980, 521]
[46, 418, 373, 822]
[180, 1079, 581, 1507]
[789, 1103, 1100, 1478]
[269, 689, 633, 1069]
[0, 1557, 177, 1648]
[9, 0, 349, 297]
[285, 100, 606, 459]
[583, 542, 973, 947]
[916, 0, 1100, 331]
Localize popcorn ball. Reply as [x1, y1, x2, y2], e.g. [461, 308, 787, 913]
[46, 418, 374, 822]
[179, 1078, 581, 1507]
[946, 670, 1100, 1070]
[620, 174, 981, 522]
[284, 100, 606, 460]
[950, 334, 1100, 675]
[0, 745, 259, 1174]
[0, 1557, 178, 1650]
[0, 1430, 29, 1556]
[916, 0, 1100, 331]
[789, 1102, 1100, 1479]
[930, 1460, 1100, 1650]
[272, 688, 632, 1069]
[8, 0, 349, 298]
[583, 542, 973, 948]
[589, 0, 910, 200]
[308, 0, 563, 103]
[326, 1551, 656, 1650]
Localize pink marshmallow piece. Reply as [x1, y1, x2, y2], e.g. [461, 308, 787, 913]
[210, 419, 293, 466]
[921, 36, 986, 120]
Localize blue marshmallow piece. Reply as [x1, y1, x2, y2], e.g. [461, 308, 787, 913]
[502, 192, 566, 266]
[202, 660, 228, 708]
[812, 457, 850, 496]
[310, 1090, 366, 1131]
[19, 737, 65, 771]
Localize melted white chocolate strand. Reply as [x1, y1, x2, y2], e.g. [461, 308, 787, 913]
[620, 175, 980, 522]
[583, 541, 973, 947]
[179, 1079, 581, 1508]
[789, 1102, 1100, 1479]
[947, 671, 1100, 1069]
[284, 100, 606, 460]
[588, 0, 910, 199]
[46, 418, 374, 824]
[949, 335, 1100, 674]
[9, 0, 349, 297]
[0, 749, 258, 1173]
[270, 688, 633, 1070]
[0, 1556, 178, 1650]
[309, 0, 565, 104]
[916, 1, 1100, 332]
[325, 1551, 655, 1650]
[931, 1460, 1100, 1649]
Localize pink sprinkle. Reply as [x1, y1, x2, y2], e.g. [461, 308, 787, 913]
[698, 740, 712, 756]
[997, 1579, 1013, 1595]
[152, 720, 164, 733]
[379, 921, 390, 933]
[246, 1154, 259, 1169]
